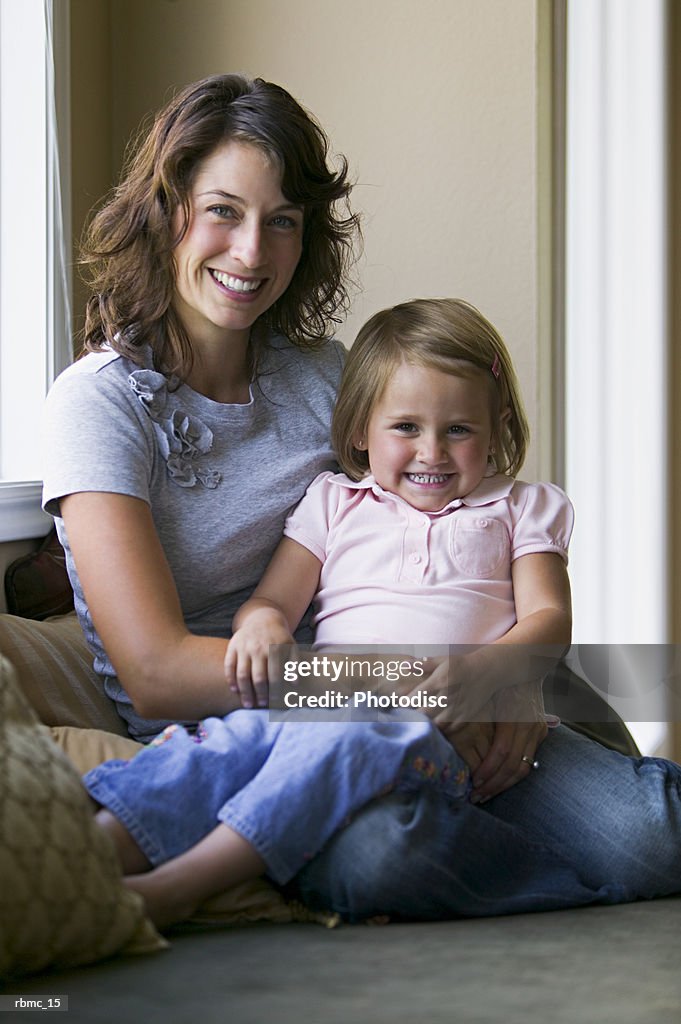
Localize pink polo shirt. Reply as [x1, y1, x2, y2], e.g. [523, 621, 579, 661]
[283, 471, 573, 647]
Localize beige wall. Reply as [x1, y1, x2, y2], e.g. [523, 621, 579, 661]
[70, 0, 113, 346]
[70, 0, 551, 480]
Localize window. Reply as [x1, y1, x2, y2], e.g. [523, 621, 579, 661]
[564, 0, 667, 752]
[0, 0, 70, 540]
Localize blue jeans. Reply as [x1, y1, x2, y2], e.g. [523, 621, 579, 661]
[83, 708, 469, 885]
[294, 724, 681, 918]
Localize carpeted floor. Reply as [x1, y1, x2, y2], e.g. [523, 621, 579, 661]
[3, 897, 680, 1024]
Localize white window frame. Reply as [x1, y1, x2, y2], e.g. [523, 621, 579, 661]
[0, 0, 70, 541]
[564, 0, 667, 752]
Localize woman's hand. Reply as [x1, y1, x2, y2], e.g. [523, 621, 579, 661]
[437, 682, 548, 803]
[467, 717, 547, 803]
[224, 607, 295, 709]
[439, 717, 495, 779]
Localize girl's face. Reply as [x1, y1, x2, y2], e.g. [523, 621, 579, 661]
[360, 361, 498, 512]
[171, 140, 304, 350]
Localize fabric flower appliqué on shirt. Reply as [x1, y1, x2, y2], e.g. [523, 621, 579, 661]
[128, 369, 222, 489]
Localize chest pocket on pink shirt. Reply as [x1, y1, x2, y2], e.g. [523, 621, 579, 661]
[450, 516, 510, 578]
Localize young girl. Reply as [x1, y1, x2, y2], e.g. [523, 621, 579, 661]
[87, 298, 590, 929]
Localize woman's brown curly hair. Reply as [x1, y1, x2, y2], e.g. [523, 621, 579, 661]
[80, 74, 360, 377]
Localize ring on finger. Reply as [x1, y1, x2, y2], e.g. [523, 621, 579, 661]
[521, 755, 540, 770]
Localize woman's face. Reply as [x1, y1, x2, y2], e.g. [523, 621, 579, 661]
[171, 140, 304, 349]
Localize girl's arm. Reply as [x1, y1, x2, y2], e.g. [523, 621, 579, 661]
[456, 550, 572, 701]
[422, 552, 571, 715]
[500, 549, 572, 643]
[61, 491, 241, 721]
[416, 552, 572, 799]
[224, 537, 323, 708]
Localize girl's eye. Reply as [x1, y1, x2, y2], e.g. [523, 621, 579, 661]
[448, 425, 469, 436]
[394, 423, 418, 433]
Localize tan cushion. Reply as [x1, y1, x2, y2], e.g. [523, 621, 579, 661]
[50, 725, 144, 774]
[0, 655, 167, 978]
[0, 611, 128, 735]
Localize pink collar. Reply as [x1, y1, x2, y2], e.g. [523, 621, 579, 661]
[327, 471, 515, 512]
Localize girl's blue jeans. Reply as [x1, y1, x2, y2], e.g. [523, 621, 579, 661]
[83, 708, 470, 885]
[294, 724, 681, 918]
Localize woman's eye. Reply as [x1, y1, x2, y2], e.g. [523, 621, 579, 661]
[208, 205, 237, 219]
[269, 214, 300, 230]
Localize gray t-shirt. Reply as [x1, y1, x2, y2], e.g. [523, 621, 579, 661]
[42, 332, 344, 740]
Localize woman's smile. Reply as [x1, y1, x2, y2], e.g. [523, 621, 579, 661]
[208, 269, 265, 298]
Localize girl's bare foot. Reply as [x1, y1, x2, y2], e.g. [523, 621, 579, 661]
[123, 823, 266, 930]
[95, 809, 151, 874]
[123, 865, 201, 930]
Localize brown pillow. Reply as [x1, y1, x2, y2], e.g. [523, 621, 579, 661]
[4, 528, 74, 620]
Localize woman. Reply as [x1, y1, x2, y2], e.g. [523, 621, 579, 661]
[43, 74, 358, 742]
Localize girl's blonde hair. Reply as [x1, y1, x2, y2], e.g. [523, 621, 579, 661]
[332, 298, 530, 480]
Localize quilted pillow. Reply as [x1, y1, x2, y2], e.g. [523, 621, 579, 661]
[0, 655, 166, 978]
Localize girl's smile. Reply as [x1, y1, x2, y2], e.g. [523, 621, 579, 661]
[360, 361, 498, 512]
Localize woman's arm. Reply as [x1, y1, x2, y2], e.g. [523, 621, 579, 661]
[225, 537, 323, 707]
[61, 491, 242, 721]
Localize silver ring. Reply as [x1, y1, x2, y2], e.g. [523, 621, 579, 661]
[521, 755, 540, 770]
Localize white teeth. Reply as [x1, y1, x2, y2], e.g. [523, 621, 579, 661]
[407, 473, 450, 484]
[211, 270, 262, 292]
